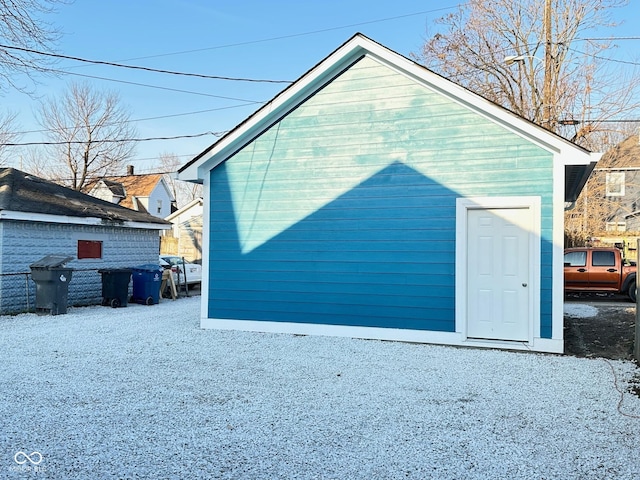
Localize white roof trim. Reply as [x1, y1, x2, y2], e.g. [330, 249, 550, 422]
[179, 33, 596, 182]
[0, 210, 170, 230]
[158, 176, 176, 202]
[164, 197, 203, 222]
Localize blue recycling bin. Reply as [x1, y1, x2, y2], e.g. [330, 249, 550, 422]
[131, 264, 163, 305]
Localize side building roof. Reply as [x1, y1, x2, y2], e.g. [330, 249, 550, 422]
[85, 173, 174, 209]
[0, 168, 170, 229]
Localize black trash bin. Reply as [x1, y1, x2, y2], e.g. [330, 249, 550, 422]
[98, 268, 132, 308]
[29, 255, 74, 315]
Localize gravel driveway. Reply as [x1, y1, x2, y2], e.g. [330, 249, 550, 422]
[2, 297, 639, 479]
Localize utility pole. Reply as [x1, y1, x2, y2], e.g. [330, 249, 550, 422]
[543, 0, 553, 130]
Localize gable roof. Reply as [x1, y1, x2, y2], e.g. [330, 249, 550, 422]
[596, 134, 640, 169]
[165, 197, 203, 222]
[0, 168, 170, 229]
[86, 173, 173, 209]
[179, 33, 598, 202]
[100, 179, 126, 198]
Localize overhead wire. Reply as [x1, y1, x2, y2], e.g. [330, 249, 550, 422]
[11, 104, 258, 136]
[66, 6, 465, 64]
[567, 46, 640, 67]
[5, 4, 640, 155]
[1, 131, 224, 147]
[15, 62, 272, 101]
[0, 43, 293, 84]
[0, 8, 464, 150]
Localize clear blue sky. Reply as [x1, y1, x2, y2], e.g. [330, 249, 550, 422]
[3, 1, 640, 174]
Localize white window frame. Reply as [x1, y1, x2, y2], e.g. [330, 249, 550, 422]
[605, 221, 626, 232]
[606, 172, 625, 197]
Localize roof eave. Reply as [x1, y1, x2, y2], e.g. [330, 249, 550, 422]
[0, 210, 171, 230]
[179, 33, 596, 182]
[178, 34, 369, 182]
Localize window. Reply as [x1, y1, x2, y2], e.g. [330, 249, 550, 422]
[606, 172, 625, 197]
[564, 251, 586, 267]
[592, 250, 615, 267]
[605, 221, 626, 232]
[157, 199, 163, 214]
[78, 240, 102, 259]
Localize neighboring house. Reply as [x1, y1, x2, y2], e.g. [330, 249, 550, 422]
[86, 166, 176, 219]
[161, 197, 203, 262]
[0, 168, 170, 314]
[178, 34, 599, 354]
[588, 135, 640, 232]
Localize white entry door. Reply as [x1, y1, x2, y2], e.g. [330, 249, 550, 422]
[466, 207, 530, 341]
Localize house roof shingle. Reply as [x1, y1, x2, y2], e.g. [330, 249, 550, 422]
[0, 168, 169, 226]
[86, 174, 168, 209]
[597, 134, 640, 168]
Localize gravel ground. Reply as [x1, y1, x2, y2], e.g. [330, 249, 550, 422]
[1, 297, 639, 479]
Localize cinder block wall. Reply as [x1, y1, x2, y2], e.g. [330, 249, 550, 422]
[0, 221, 161, 314]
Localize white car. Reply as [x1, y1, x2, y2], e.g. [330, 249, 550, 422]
[159, 256, 202, 287]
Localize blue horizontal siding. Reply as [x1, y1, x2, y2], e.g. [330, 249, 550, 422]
[215, 279, 454, 297]
[207, 54, 555, 336]
[209, 161, 457, 331]
[211, 260, 454, 276]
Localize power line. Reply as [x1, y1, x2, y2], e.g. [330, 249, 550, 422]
[11, 103, 261, 136]
[0, 43, 293, 84]
[105, 7, 464, 63]
[1, 131, 225, 147]
[560, 119, 640, 124]
[567, 46, 640, 66]
[3, 59, 274, 101]
[58, 68, 270, 100]
[575, 37, 640, 42]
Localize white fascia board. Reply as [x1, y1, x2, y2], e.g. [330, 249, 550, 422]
[359, 36, 596, 165]
[179, 34, 596, 180]
[164, 197, 203, 222]
[178, 38, 371, 182]
[0, 210, 171, 230]
[363, 39, 592, 159]
[157, 176, 176, 201]
[562, 151, 602, 166]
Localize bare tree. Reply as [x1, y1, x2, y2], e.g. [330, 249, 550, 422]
[158, 152, 202, 209]
[35, 82, 137, 191]
[565, 134, 640, 241]
[0, 0, 65, 95]
[415, 0, 639, 150]
[0, 110, 21, 165]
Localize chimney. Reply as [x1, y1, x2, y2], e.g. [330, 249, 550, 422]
[127, 165, 134, 175]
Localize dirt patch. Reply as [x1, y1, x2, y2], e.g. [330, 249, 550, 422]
[564, 294, 637, 361]
[564, 294, 640, 401]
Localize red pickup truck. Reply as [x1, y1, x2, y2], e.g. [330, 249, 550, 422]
[564, 247, 637, 301]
